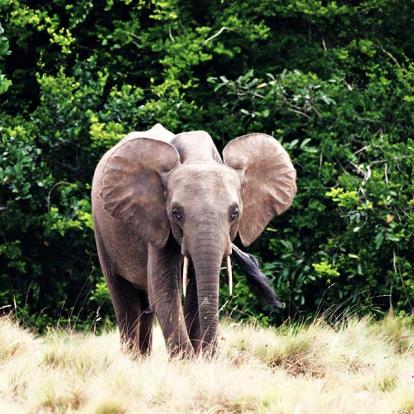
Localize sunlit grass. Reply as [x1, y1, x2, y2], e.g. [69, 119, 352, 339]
[0, 315, 413, 413]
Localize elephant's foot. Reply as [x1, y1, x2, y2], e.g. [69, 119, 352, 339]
[167, 338, 195, 359]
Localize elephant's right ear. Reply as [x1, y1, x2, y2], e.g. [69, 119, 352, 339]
[223, 134, 296, 246]
[100, 138, 180, 248]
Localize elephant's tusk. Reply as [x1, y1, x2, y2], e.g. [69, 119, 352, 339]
[183, 256, 189, 297]
[227, 256, 233, 296]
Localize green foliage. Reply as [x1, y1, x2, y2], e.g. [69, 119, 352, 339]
[0, 0, 413, 329]
[0, 21, 11, 94]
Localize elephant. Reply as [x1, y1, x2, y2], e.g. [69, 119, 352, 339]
[91, 123, 296, 357]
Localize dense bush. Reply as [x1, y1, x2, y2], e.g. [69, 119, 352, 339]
[0, 0, 413, 329]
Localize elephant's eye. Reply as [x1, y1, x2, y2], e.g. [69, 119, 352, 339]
[230, 206, 240, 221]
[172, 207, 183, 222]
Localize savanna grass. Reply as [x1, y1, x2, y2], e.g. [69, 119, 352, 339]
[0, 316, 413, 413]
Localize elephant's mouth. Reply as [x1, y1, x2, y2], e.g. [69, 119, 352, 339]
[181, 254, 233, 298]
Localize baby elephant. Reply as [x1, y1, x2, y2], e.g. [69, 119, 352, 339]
[91, 124, 296, 356]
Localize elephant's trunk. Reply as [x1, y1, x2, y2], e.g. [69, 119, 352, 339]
[188, 223, 227, 355]
[191, 250, 222, 354]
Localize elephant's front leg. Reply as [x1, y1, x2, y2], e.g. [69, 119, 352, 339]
[147, 243, 194, 357]
[183, 265, 201, 353]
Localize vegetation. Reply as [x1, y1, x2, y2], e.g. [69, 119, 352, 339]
[1, 315, 414, 413]
[0, 1, 413, 329]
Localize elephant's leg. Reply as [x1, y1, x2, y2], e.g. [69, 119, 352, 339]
[94, 225, 146, 353]
[183, 265, 201, 353]
[106, 275, 148, 354]
[147, 244, 194, 357]
[137, 290, 154, 354]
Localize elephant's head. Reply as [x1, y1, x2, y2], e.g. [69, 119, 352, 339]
[100, 129, 296, 353]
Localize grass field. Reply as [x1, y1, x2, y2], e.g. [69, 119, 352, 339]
[0, 315, 413, 413]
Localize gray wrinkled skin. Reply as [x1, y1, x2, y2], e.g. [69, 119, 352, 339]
[91, 124, 296, 357]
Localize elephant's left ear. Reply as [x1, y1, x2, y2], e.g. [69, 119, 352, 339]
[100, 138, 180, 248]
[223, 133, 296, 246]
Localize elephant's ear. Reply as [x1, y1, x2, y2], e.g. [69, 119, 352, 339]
[100, 138, 180, 248]
[223, 133, 296, 246]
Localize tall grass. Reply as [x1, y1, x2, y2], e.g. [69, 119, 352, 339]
[0, 315, 413, 413]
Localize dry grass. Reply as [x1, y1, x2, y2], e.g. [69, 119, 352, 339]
[0, 315, 413, 413]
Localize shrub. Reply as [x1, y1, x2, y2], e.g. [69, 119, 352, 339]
[0, 0, 413, 329]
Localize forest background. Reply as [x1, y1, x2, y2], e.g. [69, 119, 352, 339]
[1, 0, 413, 330]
